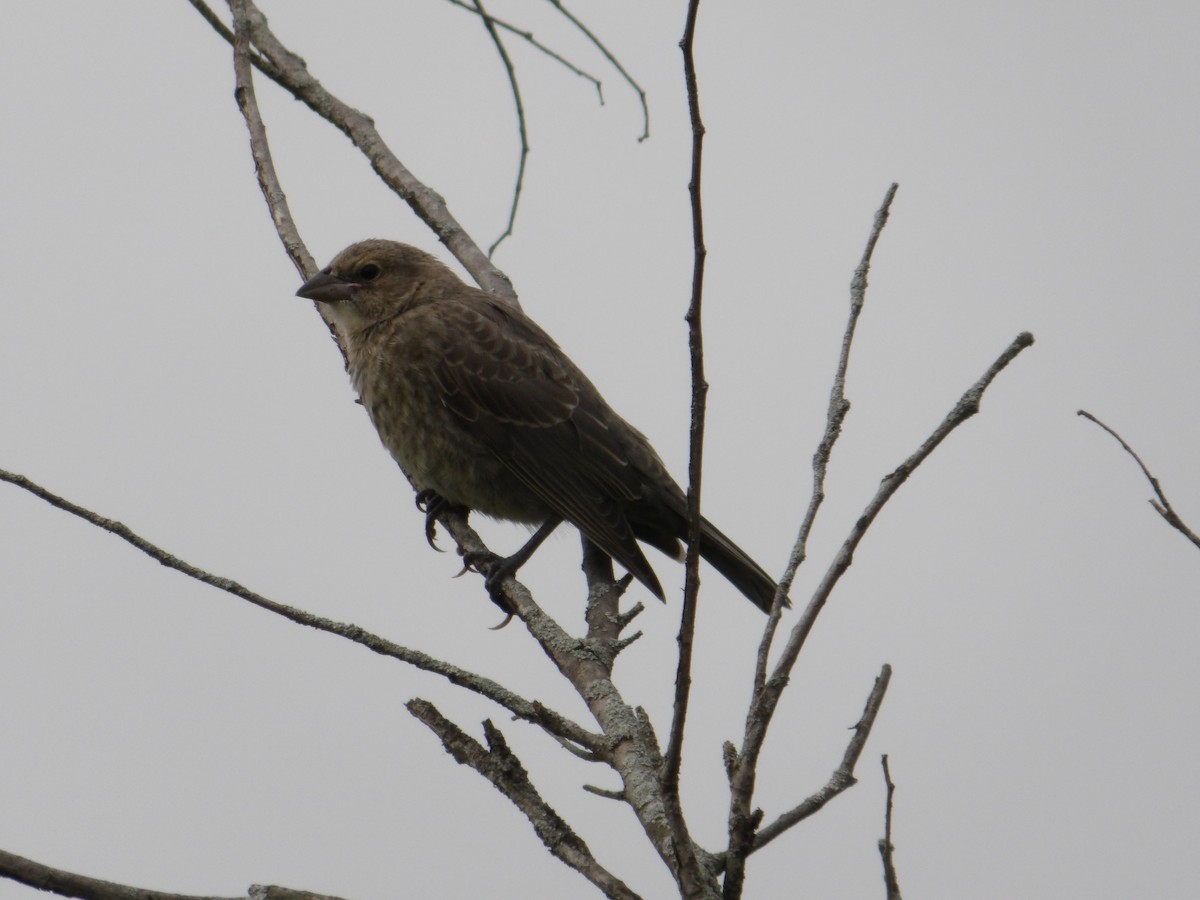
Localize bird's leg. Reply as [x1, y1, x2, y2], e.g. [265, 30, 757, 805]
[464, 515, 563, 605]
[414, 489, 468, 550]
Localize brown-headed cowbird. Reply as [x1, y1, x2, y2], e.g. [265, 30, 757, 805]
[297, 240, 781, 613]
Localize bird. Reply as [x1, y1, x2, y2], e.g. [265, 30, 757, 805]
[296, 240, 783, 614]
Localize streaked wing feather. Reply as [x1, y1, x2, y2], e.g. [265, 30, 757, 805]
[432, 299, 665, 597]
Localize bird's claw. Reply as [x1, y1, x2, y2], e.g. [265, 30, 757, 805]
[489, 613, 515, 630]
[415, 489, 448, 551]
[455, 560, 515, 626]
[414, 500, 515, 622]
[463, 549, 518, 616]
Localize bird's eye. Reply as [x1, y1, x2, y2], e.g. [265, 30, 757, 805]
[358, 263, 382, 281]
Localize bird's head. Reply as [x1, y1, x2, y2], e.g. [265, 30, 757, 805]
[296, 239, 457, 332]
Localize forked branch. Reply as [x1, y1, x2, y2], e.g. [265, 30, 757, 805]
[724, 332, 1034, 898]
[407, 700, 641, 900]
[1078, 410, 1200, 550]
[750, 664, 892, 852]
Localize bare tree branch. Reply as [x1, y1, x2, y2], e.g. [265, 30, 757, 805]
[226, 0, 343, 367]
[650, 5, 721, 898]
[189, 0, 517, 303]
[754, 183, 899, 693]
[426, 491, 727, 900]
[724, 332, 1035, 896]
[664, 0, 708, 795]
[762, 330, 1034, 714]
[407, 701, 642, 900]
[544, 0, 650, 142]
[446, 0, 653, 253]
[228, 0, 311, 277]
[0, 846, 346, 900]
[0, 467, 600, 754]
[878, 755, 904, 900]
[1077, 410, 1200, 550]
[429, 504, 721, 899]
[750, 664, 892, 851]
[761, 329, 1034, 714]
[725, 186, 899, 900]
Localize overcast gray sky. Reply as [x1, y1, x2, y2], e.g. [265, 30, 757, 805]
[2, 2, 1198, 898]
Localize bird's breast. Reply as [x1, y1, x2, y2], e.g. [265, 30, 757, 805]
[346, 327, 550, 525]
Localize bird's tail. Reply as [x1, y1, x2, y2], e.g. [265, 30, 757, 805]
[698, 518, 787, 613]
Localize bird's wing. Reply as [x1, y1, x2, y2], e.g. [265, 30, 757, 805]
[430, 297, 665, 597]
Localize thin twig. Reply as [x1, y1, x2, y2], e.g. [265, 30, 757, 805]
[750, 664, 892, 851]
[664, 0, 707, 791]
[544, 0, 650, 141]
[226, 0, 338, 364]
[443, 0, 606, 103]
[471, 0, 529, 257]
[406, 701, 642, 900]
[660, 4, 714, 899]
[582, 784, 627, 801]
[754, 184, 899, 693]
[0, 467, 600, 754]
[229, 0, 311, 274]
[1078, 410, 1200, 550]
[878, 755, 904, 900]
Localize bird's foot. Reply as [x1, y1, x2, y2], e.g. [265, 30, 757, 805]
[462, 549, 519, 619]
[415, 489, 464, 550]
[462, 516, 562, 619]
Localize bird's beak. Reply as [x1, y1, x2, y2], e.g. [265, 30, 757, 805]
[296, 271, 358, 304]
